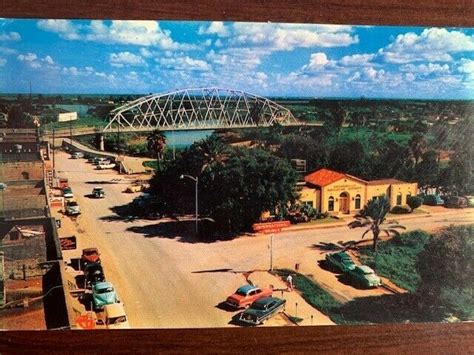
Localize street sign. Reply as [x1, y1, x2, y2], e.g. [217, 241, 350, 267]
[252, 220, 291, 233]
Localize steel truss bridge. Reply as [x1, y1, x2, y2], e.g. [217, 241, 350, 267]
[103, 88, 298, 132]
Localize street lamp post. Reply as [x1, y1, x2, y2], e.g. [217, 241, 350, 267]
[180, 174, 198, 236]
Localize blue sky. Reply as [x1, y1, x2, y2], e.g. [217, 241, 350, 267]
[0, 19, 473, 98]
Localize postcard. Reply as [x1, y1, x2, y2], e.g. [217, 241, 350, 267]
[0, 19, 472, 330]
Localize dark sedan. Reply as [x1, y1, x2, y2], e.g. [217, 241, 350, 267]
[239, 297, 286, 325]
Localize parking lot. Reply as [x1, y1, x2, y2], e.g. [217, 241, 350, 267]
[54, 150, 474, 328]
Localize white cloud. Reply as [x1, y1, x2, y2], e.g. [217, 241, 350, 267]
[63, 66, 79, 76]
[157, 55, 210, 71]
[458, 58, 474, 74]
[43, 55, 54, 65]
[17, 52, 37, 62]
[109, 51, 145, 67]
[0, 31, 21, 41]
[338, 53, 374, 66]
[230, 22, 358, 50]
[0, 46, 17, 55]
[379, 28, 474, 64]
[400, 63, 450, 75]
[140, 48, 152, 58]
[306, 52, 329, 69]
[37, 20, 80, 40]
[198, 21, 230, 37]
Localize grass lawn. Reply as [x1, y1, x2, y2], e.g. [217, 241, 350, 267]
[273, 269, 354, 324]
[143, 160, 158, 170]
[358, 230, 430, 292]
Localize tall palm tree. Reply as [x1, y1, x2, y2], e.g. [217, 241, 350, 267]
[409, 132, 427, 167]
[195, 134, 229, 176]
[348, 196, 406, 251]
[147, 129, 167, 161]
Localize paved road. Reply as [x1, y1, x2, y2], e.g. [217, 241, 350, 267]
[55, 151, 474, 328]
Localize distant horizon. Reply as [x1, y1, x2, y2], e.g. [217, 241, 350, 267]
[1, 19, 473, 99]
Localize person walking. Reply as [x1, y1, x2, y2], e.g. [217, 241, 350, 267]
[286, 274, 293, 291]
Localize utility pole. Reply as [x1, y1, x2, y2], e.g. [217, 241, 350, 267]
[270, 234, 274, 272]
[52, 128, 56, 177]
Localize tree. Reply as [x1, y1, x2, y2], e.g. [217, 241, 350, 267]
[193, 134, 229, 176]
[407, 196, 423, 211]
[278, 133, 328, 172]
[328, 139, 369, 178]
[348, 196, 406, 251]
[415, 150, 441, 193]
[409, 132, 427, 167]
[416, 225, 473, 320]
[147, 129, 167, 161]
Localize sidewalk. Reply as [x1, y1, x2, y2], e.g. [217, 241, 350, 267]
[248, 271, 335, 326]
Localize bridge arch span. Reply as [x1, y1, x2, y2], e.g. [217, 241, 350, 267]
[104, 87, 297, 132]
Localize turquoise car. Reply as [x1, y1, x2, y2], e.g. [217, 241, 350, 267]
[347, 265, 382, 288]
[92, 281, 119, 310]
[325, 251, 356, 273]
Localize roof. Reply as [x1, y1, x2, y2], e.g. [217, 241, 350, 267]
[304, 168, 366, 187]
[366, 178, 407, 185]
[237, 284, 257, 294]
[104, 303, 126, 317]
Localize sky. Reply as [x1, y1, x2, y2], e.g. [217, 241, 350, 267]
[0, 19, 473, 98]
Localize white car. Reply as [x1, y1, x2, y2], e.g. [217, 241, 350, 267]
[104, 303, 130, 329]
[96, 163, 116, 170]
[71, 152, 84, 159]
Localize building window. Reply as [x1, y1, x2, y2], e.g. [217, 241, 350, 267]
[21, 171, 29, 180]
[397, 193, 402, 205]
[302, 201, 314, 208]
[355, 194, 361, 209]
[406, 193, 411, 204]
[328, 196, 334, 212]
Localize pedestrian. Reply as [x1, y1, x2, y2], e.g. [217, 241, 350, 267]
[286, 274, 293, 291]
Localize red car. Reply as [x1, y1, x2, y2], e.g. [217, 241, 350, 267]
[81, 247, 101, 267]
[226, 284, 273, 309]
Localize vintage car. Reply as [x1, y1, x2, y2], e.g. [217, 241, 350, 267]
[62, 187, 74, 199]
[71, 151, 84, 159]
[226, 284, 273, 309]
[96, 162, 116, 170]
[81, 247, 101, 266]
[84, 262, 105, 288]
[92, 281, 120, 311]
[325, 251, 356, 273]
[65, 200, 81, 215]
[444, 196, 468, 208]
[125, 184, 144, 193]
[92, 187, 105, 198]
[104, 303, 130, 329]
[422, 194, 444, 206]
[347, 265, 382, 288]
[465, 196, 474, 208]
[239, 297, 286, 325]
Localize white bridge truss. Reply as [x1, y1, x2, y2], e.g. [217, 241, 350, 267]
[104, 88, 297, 132]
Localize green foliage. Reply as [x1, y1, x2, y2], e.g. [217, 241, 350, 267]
[416, 225, 474, 320]
[359, 230, 430, 292]
[390, 205, 412, 214]
[274, 269, 349, 324]
[149, 135, 298, 234]
[407, 196, 423, 210]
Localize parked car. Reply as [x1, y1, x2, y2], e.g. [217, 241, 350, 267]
[444, 196, 468, 208]
[465, 196, 474, 207]
[92, 187, 105, 198]
[125, 184, 144, 193]
[422, 194, 444, 206]
[62, 187, 74, 199]
[239, 297, 286, 325]
[87, 156, 96, 163]
[132, 193, 154, 207]
[93, 157, 110, 165]
[81, 247, 101, 266]
[92, 281, 120, 311]
[71, 152, 84, 159]
[104, 303, 130, 329]
[347, 265, 382, 288]
[84, 262, 105, 288]
[325, 251, 356, 273]
[96, 163, 116, 170]
[65, 200, 81, 215]
[226, 284, 273, 309]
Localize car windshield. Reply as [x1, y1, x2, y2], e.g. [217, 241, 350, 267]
[251, 303, 267, 310]
[84, 250, 97, 255]
[68, 202, 78, 206]
[107, 316, 127, 325]
[97, 287, 114, 294]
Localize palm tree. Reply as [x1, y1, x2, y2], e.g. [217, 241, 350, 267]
[409, 132, 427, 167]
[147, 129, 167, 161]
[194, 134, 229, 176]
[348, 196, 406, 251]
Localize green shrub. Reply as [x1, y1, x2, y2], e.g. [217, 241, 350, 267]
[390, 205, 411, 214]
[407, 196, 423, 210]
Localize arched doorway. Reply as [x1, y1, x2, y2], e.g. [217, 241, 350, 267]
[339, 192, 350, 214]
